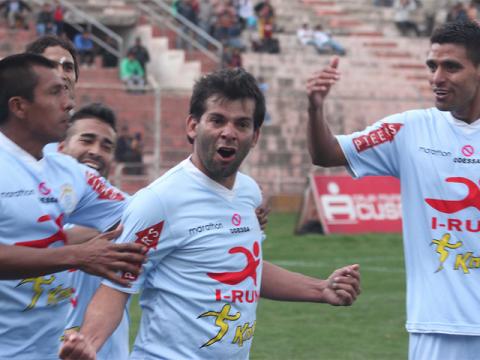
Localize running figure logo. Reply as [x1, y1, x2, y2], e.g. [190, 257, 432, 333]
[431, 233, 463, 272]
[207, 242, 260, 286]
[425, 177, 480, 213]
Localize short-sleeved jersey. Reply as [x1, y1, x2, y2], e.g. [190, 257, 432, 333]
[67, 271, 130, 360]
[104, 158, 264, 360]
[337, 108, 480, 335]
[0, 132, 127, 359]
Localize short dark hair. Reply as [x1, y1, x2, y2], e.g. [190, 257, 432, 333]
[430, 21, 480, 65]
[0, 53, 57, 124]
[69, 102, 117, 132]
[189, 68, 266, 129]
[26, 35, 80, 81]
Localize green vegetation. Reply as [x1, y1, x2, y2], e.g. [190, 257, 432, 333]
[129, 213, 408, 359]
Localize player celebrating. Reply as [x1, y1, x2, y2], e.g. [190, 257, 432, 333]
[60, 68, 361, 360]
[306, 21, 480, 359]
[0, 54, 145, 359]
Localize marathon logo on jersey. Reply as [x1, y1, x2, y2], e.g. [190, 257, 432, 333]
[0, 189, 34, 198]
[188, 222, 223, 236]
[418, 147, 452, 157]
[86, 172, 124, 201]
[353, 123, 403, 152]
[122, 221, 164, 281]
[229, 213, 250, 234]
[38, 182, 58, 204]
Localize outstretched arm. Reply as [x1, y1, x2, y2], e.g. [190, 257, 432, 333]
[261, 261, 360, 306]
[307, 56, 347, 167]
[59, 285, 129, 360]
[0, 226, 146, 286]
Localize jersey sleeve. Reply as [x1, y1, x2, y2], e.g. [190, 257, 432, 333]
[102, 187, 173, 294]
[66, 168, 128, 232]
[336, 113, 406, 178]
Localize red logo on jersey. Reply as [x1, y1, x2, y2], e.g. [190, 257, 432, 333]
[122, 221, 164, 281]
[38, 182, 51, 195]
[425, 177, 480, 213]
[232, 213, 241, 226]
[15, 214, 66, 248]
[208, 242, 261, 286]
[353, 123, 403, 152]
[462, 145, 475, 157]
[86, 172, 124, 201]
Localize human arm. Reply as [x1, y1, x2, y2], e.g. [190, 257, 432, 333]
[59, 285, 129, 360]
[306, 56, 347, 167]
[65, 225, 100, 245]
[0, 226, 145, 286]
[260, 261, 360, 305]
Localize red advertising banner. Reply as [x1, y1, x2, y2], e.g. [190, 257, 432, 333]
[310, 175, 402, 234]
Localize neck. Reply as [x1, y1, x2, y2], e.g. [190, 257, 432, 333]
[190, 154, 236, 190]
[0, 123, 44, 160]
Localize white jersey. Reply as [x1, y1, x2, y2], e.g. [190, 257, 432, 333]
[104, 158, 263, 360]
[0, 132, 126, 360]
[337, 108, 480, 335]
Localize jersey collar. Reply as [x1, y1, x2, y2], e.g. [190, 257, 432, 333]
[183, 156, 237, 201]
[0, 130, 43, 171]
[446, 112, 480, 136]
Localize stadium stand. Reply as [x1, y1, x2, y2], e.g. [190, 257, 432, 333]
[0, 0, 445, 209]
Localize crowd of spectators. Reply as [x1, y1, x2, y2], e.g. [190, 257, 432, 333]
[375, 0, 480, 37]
[171, 0, 281, 69]
[296, 23, 346, 56]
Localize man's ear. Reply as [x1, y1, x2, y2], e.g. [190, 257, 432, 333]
[251, 128, 260, 148]
[57, 141, 66, 152]
[8, 97, 28, 120]
[186, 115, 198, 144]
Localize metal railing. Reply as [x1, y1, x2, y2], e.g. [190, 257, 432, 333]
[135, 0, 223, 66]
[31, 0, 124, 60]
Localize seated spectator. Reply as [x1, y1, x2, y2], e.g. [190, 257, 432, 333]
[126, 132, 144, 175]
[311, 24, 346, 56]
[101, 36, 119, 68]
[36, 2, 56, 36]
[127, 37, 150, 78]
[393, 0, 421, 37]
[120, 50, 145, 92]
[446, 2, 469, 23]
[296, 23, 314, 46]
[175, 0, 198, 50]
[114, 125, 133, 163]
[1, 0, 31, 30]
[222, 45, 242, 68]
[237, 0, 256, 30]
[74, 30, 95, 67]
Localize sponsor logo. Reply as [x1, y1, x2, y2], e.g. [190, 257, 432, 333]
[425, 177, 480, 213]
[230, 226, 250, 234]
[418, 147, 451, 157]
[353, 123, 403, 152]
[15, 214, 66, 248]
[462, 145, 474, 157]
[0, 189, 34, 198]
[320, 182, 401, 224]
[208, 241, 261, 286]
[59, 184, 77, 213]
[189, 222, 223, 236]
[38, 182, 51, 195]
[232, 213, 242, 226]
[430, 232, 480, 274]
[122, 221, 164, 281]
[453, 157, 480, 164]
[86, 172, 124, 201]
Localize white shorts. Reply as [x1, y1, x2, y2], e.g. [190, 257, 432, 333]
[409, 333, 480, 360]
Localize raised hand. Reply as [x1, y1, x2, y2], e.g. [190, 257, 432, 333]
[306, 56, 341, 108]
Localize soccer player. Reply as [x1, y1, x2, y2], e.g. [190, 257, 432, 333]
[0, 53, 145, 359]
[306, 21, 480, 359]
[59, 68, 361, 360]
[59, 103, 130, 360]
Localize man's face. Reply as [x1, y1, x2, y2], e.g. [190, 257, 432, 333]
[187, 96, 259, 189]
[41, 45, 76, 91]
[60, 118, 117, 177]
[22, 66, 73, 145]
[426, 43, 480, 122]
